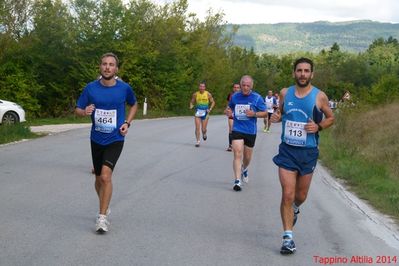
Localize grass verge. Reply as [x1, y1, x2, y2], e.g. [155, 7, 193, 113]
[319, 103, 399, 221]
[0, 123, 39, 145]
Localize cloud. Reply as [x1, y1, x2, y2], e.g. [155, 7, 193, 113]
[152, 0, 399, 24]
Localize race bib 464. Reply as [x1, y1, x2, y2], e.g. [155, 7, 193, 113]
[94, 109, 117, 133]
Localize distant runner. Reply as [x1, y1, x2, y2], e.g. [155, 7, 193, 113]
[226, 83, 241, 151]
[189, 81, 215, 147]
[263, 90, 277, 133]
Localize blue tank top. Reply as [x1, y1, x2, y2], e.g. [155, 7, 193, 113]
[281, 86, 322, 148]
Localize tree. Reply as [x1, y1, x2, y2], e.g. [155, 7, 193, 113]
[29, 0, 76, 116]
[370, 74, 399, 104]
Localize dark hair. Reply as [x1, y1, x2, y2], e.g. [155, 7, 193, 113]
[293, 57, 313, 72]
[100, 52, 119, 67]
[199, 80, 206, 86]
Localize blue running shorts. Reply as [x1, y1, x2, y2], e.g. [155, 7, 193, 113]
[273, 142, 319, 176]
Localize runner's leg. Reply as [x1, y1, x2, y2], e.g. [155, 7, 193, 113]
[242, 145, 253, 169]
[194, 117, 201, 142]
[97, 165, 113, 215]
[279, 167, 298, 230]
[201, 116, 209, 139]
[294, 173, 313, 207]
[232, 139, 244, 180]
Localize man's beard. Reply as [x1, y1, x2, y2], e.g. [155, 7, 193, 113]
[295, 77, 311, 88]
[101, 74, 115, 80]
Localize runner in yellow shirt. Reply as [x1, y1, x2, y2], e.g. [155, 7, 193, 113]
[189, 81, 215, 147]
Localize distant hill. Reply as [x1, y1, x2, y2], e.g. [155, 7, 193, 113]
[226, 20, 399, 54]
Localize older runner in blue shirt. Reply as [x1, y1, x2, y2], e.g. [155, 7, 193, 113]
[225, 75, 267, 191]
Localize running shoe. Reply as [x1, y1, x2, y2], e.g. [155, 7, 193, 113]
[293, 208, 300, 226]
[280, 236, 296, 255]
[195, 141, 200, 147]
[203, 134, 207, 141]
[233, 179, 242, 191]
[266, 129, 270, 133]
[95, 214, 110, 233]
[95, 208, 111, 222]
[241, 167, 249, 183]
[263, 128, 267, 133]
[226, 146, 232, 152]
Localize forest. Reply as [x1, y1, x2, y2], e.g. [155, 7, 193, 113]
[228, 21, 399, 54]
[1, 0, 399, 118]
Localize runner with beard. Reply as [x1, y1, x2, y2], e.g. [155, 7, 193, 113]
[76, 53, 137, 233]
[271, 57, 335, 254]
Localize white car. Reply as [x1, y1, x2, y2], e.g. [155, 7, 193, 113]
[0, 99, 26, 124]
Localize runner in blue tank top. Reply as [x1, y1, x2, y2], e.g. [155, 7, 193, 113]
[271, 58, 335, 255]
[75, 53, 138, 233]
[225, 75, 267, 191]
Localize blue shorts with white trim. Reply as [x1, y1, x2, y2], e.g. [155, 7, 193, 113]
[273, 142, 319, 176]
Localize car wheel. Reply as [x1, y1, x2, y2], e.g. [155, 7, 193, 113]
[2, 111, 19, 125]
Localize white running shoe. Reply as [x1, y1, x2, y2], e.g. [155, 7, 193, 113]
[95, 214, 110, 233]
[233, 179, 242, 191]
[95, 208, 111, 221]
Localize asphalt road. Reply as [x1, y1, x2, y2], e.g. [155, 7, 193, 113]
[1, 116, 399, 266]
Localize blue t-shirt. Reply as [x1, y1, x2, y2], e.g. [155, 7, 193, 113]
[76, 79, 136, 145]
[281, 86, 322, 148]
[229, 91, 266, 135]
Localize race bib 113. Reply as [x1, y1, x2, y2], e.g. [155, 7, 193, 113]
[284, 120, 307, 146]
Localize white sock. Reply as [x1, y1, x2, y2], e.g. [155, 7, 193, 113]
[283, 230, 293, 239]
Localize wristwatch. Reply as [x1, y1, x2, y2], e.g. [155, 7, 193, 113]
[124, 120, 131, 128]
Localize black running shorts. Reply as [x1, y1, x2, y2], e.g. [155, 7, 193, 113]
[91, 141, 124, 176]
[231, 131, 256, 148]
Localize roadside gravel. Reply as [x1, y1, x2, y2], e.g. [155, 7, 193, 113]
[30, 123, 91, 134]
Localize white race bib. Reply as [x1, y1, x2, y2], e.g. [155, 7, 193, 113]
[234, 104, 250, 120]
[195, 109, 207, 117]
[284, 120, 307, 146]
[94, 109, 117, 133]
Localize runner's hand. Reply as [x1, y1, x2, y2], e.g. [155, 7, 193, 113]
[85, 104, 95, 115]
[120, 123, 129, 136]
[270, 109, 281, 123]
[245, 109, 256, 117]
[305, 118, 318, 133]
[225, 107, 232, 117]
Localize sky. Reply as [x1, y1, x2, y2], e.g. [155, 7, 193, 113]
[152, 0, 399, 24]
